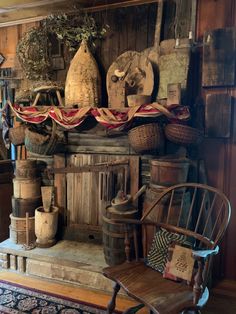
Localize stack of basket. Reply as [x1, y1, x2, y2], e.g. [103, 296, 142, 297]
[10, 160, 42, 245]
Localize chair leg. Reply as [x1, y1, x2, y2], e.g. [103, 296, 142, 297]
[122, 304, 144, 314]
[107, 283, 120, 314]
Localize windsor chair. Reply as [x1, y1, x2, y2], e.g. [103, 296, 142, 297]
[103, 183, 231, 314]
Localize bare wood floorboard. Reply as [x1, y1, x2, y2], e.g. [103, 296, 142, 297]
[0, 272, 235, 313]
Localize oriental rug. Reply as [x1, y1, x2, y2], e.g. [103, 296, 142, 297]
[0, 280, 119, 314]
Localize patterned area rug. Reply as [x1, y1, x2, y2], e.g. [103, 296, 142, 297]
[0, 280, 115, 314]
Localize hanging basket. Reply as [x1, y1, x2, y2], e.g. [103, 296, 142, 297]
[165, 124, 204, 146]
[128, 123, 164, 154]
[24, 121, 63, 155]
[9, 125, 27, 146]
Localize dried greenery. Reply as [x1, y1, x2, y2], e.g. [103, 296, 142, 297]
[43, 12, 108, 51]
[16, 12, 108, 81]
[17, 27, 51, 81]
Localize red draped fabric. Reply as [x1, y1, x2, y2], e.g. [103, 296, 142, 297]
[9, 102, 190, 130]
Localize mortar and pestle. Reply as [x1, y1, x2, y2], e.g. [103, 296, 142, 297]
[35, 186, 59, 248]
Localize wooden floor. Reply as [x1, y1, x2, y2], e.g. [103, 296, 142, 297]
[0, 272, 235, 313]
[203, 280, 236, 314]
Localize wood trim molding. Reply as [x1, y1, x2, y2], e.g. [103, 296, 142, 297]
[83, 0, 160, 12]
[0, 15, 45, 28]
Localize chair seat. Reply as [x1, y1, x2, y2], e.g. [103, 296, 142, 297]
[103, 261, 208, 314]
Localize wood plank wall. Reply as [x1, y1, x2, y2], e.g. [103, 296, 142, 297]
[196, 0, 236, 281]
[0, 0, 235, 281]
[0, 22, 40, 95]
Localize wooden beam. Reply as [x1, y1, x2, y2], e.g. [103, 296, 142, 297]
[0, 15, 45, 28]
[83, 0, 160, 12]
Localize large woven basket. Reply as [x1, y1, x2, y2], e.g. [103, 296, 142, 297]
[9, 124, 26, 145]
[165, 124, 203, 146]
[24, 121, 62, 155]
[128, 123, 163, 154]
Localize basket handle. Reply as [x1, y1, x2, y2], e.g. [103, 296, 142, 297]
[45, 120, 57, 154]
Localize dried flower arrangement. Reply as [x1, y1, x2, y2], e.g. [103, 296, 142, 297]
[16, 12, 108, 81]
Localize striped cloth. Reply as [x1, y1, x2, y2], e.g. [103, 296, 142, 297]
[146, 228, 187, 273]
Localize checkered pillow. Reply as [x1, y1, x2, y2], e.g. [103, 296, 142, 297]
[146, 228, 187, 273]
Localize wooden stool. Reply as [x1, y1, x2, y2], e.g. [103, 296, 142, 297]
[32, 85, 64, 106]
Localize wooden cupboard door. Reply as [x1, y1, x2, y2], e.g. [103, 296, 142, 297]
[65, 154, 139, 239]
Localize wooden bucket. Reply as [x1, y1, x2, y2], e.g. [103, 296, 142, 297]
[9, 226, 36, 244]
[15, 159, 38, 179]
[150, 158, 190, 187]
[102, 206, 137, 266]
[12, 196, 42, 217]
[13, 177, 41, 199]
[142, 186, 190, 256]
[10, 214, 35, 230]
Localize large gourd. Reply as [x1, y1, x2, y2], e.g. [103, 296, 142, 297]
[65, 40, 101, 107]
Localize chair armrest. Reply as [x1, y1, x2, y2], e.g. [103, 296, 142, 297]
[192, 246, 219, 260]
[192, 246, 219, 305]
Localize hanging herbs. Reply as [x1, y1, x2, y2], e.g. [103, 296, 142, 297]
[43, 12, 108, 51]
[16, 12, 108, 81]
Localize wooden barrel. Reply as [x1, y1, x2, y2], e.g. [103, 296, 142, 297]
[150, 158, 190, 186]
[15, 159, 38, 179]
[102, 206, 137, 266]
[13, 177, 41, 199]
[0, 160, 14, 241]
[142, 186, 190, 256]
[12, 196, 42, 217]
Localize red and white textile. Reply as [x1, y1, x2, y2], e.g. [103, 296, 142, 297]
[8, 102, 190, 130]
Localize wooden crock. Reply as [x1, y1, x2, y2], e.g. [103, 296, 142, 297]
[35, 206, 59, 248]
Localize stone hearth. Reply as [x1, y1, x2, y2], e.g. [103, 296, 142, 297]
[0, 239, 112, 292]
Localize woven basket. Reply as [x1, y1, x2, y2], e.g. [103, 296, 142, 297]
[128, 123, 163, 154]
[24, 121, 61, 155]
[9, 125, 26, 145]
[165, 124, 203, 146]
[65, 40, 101, 107]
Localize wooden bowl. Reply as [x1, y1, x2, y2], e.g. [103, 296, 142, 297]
[111, 195, 133, 211]
[127, 94, 151, 107]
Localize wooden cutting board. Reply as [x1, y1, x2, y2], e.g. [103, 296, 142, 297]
[202, 28, 236, 87]
[205, 93, 232, 138]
